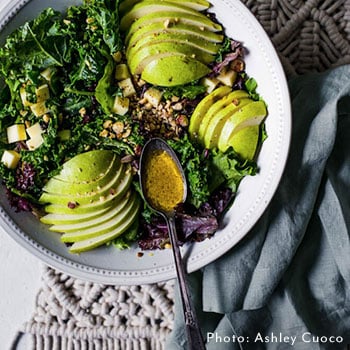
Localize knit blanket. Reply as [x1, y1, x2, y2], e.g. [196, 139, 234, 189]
[18, 1, 350, 349]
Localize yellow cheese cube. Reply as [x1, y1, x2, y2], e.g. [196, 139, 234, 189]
[35, 84, 50, 103]
[217, 68, 237, 87]
[30, 101, 50, 117]
[26, 123, 43, 139]
[7, 124, 27, 143]
[1, 150, 21, 169]
[144, 87, 163, 108]
[26, 135, 44, 151]
[118, 78, 136, 97]
[112, 96, 129, 115]
[200, 77, 220, 93]
[20, 87, 32, 107]
[40, 67, 54, 81]
[115, 64, 130, 80]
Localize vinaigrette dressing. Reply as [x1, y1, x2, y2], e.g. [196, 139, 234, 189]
[144, 149, 184, 213]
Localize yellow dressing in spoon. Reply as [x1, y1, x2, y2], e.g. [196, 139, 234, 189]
[144, 149, 184, 213]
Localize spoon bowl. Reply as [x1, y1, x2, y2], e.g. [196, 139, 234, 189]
[139, 137, 187, 215]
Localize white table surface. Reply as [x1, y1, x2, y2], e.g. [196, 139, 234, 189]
[0, 226, 42, 350]
[0, 2, 43, 349]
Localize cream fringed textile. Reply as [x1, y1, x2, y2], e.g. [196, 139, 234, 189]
[19, 1, 350, 349]
[21, 267, 175, 349]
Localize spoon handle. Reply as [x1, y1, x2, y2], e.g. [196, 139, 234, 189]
[167, 216, 206, 350]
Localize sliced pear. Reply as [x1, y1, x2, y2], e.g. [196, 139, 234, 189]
[126, 22, 224, 47]
[120, 1, 208, 31]
[50, 191, 133, 233]
[127, 32, 220, 58]
[43, 167, 133, 214]
[203, 98, 253, 149]
[40, 207, 111, 225]
[60, 193, 138, 242]
[42, 156, 120, 195]
[126, 11, 222, 37]
[120, 0, 210, 16]
[54, 150, 116, 183]
[197, 90, 250, 142]
[188, 86, 231, 139]
[228, 125, 260, 160]
[39, 163, 127, 206]
[141, 54, 210, 86]
[68, 198, 141, 253]
[119, 0, 140, 15]
[218, 101, 267, 152]
[128, 42, 214, 74]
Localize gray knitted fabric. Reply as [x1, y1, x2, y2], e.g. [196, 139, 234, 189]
[19, 1, 350, 349]
[244, 0, 350, 75]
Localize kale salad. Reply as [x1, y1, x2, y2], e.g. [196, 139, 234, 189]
[0, 0, 267, 253]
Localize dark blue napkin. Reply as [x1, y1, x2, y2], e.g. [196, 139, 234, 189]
[166, 65, 350, 350]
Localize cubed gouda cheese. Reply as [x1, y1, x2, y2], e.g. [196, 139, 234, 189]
[144, 87, 163, 108]
[7, 124, 27, 143]
[30, 101, 50, 117]
[1, 150, 21, 169]
[20, 87, 32, 107]
[217, 69, 237, 87]
[200, 77, 220, 93]
[26, 135, 44, 151]
[35, 84, 50, 103]
[26, 123, 43, 139]
[118, 78, 136, 97]
[115, 64, 130, 81]
[112, 96, 129, 115]
[40, 67, 54, 81]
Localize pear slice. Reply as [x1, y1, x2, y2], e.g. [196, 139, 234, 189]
[126, 22, 224, 47]
[228, 125, 260, 160]
[50, 191, 133, 233]
[128, 42, 214, 74]
[119, 0, 139, 15]
[141, 54, 210, 86]
[120, 1, 208, 31]
[39, 163, 127, 206]
[68, 198, 141, 253]
[40, 207, 111, 225]
[126, 11, 222, 37]
[189, 86, 231, 139]
[197, 90, 250, 142]
[53, 150, 116, 183]
[42, 156, 120, 195]
[120, 0, 210, 16]
[126, 31, 220, 58]
[43, 167, 133, 214]
[203, 98, 253, 149]
[60, 193, 138, 242]
[218, 100, 267, 152]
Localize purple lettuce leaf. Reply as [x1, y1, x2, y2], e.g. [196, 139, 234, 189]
[212, 39, 245, 75]
[138, 187, 235, 250]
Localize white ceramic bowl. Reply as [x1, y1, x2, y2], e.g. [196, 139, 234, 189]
[0, 0, 291, 284]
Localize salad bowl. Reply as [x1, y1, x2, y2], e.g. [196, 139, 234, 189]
[0, 0, 291, 284]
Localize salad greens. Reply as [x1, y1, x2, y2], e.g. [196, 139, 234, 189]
[161, 82, 207, 101]
[0, 0, 135, 199]
[0, 0, 265, 251]
[168, 135, 210, 208]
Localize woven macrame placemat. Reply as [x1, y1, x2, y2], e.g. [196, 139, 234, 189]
[17, 1, 350, 349]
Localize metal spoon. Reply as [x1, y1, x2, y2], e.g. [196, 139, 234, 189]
[139, 138, 205, 350]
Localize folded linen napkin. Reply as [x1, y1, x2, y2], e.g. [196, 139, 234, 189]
[166, 65, 350, 350]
